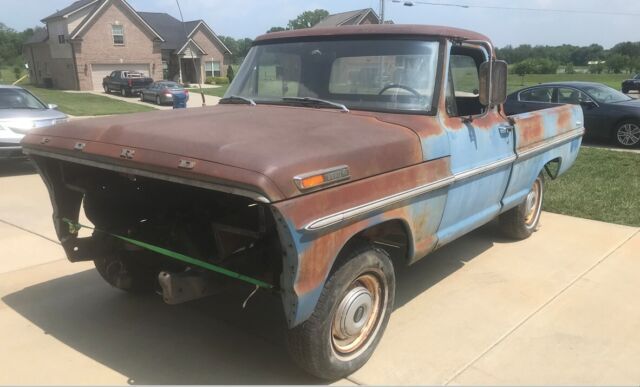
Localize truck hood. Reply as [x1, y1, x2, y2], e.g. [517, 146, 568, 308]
[23, 105, 423, 200]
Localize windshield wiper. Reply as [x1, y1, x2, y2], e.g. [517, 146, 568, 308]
[281, 97, 349, 113]
[219, 95, 256, 106]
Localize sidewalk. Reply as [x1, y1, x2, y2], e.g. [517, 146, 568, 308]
[0, 169, 638, 385]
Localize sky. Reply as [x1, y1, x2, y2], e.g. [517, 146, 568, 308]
[2, 0, 638, 48]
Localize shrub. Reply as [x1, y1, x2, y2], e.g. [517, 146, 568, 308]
[564, 63, 575, 74]
[205, 76, 215, 84]
[227, 65, 235, 83]
[213, 76, 229, 85]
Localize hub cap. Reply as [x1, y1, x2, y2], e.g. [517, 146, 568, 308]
[617, 123, 640, 146]
[331, 271, 386, 359]
[524, 178, 542, 226]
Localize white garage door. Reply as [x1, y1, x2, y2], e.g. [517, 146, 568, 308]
[90, 63, 151, 91]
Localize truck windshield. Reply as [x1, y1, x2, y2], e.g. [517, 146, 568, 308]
[226, 39, 440, 113]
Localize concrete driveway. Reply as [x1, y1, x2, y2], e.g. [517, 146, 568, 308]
[1, 161, 639, 385]
[85, 90, 221, 110]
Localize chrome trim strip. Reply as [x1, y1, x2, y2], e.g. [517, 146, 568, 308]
[305, 175, 455, 231]
[453, 155, 516, 182]
[517, 127, 585, 159]
[23, 148, 271, 203]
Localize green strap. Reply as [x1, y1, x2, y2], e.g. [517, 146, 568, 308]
[62, 218, 274, 289]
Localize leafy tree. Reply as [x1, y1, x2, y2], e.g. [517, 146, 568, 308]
[512, 61, 535, 85]
[218, 36, 253, 64]
[287, 9, 329, 29]
[267, 26, 287, 33]
[588, 63, 605, 74]
[606, 54, 629, 74]
[227, 64, 234, 82]
[564, 63, 575, 74]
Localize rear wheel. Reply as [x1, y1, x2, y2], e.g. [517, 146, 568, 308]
[622, 87, 629, 94]
[613, 121, 640, 148]
[156, 95, 161, 105]
[94, 254, 159, 293]
[286, 246, 395, 379]
[121, 88, 127, 97]
[140, 93, 145, 102]
[499, 173, 544, 240]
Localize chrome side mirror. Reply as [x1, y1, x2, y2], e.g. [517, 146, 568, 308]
[479, 60, 508, 106]
[48, 104, 58, 110]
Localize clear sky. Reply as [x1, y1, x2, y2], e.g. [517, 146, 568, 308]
[2, 0, 637, 48]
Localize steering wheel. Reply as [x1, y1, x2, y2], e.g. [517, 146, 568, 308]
[378, 84, 421, 96]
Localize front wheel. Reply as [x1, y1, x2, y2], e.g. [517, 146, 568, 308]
[499, 173, 544, 240]
[286, 246, 395, 379]
[613, 121, 640, 148]
[156, 95, 161, 105]
[103, 84, 109, 93]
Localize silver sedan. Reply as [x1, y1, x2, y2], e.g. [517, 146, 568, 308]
[0, 85, 68, 160]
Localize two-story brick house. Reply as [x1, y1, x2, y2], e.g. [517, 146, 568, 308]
[23, 0, 231, 91]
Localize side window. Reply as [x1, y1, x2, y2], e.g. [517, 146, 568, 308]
[558, 88, 589, 104]
[519, 87, 554, 103]
[109, 71, 117, 78]
[447, 51, 483, 117]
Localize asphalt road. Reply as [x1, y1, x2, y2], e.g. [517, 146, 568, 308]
[1, 161, 639, 385]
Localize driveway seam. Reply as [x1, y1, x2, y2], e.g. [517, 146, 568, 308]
[443, 228, 640, 385]
[0, 218, 60, 245]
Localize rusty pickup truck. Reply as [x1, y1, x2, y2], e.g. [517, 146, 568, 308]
[21, 25, 584, 379]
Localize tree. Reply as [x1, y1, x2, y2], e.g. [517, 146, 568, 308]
[218, 36, 253, 64]
[564, 63, 575, 74]
[512, 61, 535, 85]
[267, 26, 286, 33]
[606, 54, 629, 74]
[287, 9, 329, 29]
[227, 64, 235, 82]
[588, 63, 605, 74]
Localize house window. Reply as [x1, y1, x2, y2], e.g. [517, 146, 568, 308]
[205, 61, 221, 77]
[112, 25, 124, 45]
[58, 35, 65, 44]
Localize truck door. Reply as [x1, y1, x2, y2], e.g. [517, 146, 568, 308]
[435, 43, 515, 246]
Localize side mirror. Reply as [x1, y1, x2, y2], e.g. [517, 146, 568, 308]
[580, 100, 597, 110]
[479, 60, 508, 106]
[47, 104, 58, 110]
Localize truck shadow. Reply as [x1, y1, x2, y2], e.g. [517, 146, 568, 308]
[0, 159, 37, 177]
[2, 221, 510, 384]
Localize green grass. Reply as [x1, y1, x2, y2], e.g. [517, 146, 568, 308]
[508, 73, 629, 93]
[189, 84, 229, 97]
[544, 147, 640, 227]
[0, 67, 27, 85]
[24, 86, 156, 116]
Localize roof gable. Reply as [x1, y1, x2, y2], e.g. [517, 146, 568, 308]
[313, 8, 380, 28]
[42, 0, 99, 22]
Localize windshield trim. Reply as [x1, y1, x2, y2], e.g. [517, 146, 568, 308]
[228, 37, 446, 116]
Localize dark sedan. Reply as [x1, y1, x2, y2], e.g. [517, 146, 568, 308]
[622, 74, 640, 94]
[504, 82, 640, 148]
[140, 81, 189, 106]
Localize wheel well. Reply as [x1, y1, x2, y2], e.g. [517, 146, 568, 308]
[543, 157, 562, 180]
[332, 220, 411, 273]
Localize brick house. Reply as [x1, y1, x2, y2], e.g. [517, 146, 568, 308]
[23, 0, 231, 90]
[313, 9, 384, 28]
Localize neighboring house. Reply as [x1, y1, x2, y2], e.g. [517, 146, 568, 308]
[23, 0, 231, 91]
[313, 8, 386, 28]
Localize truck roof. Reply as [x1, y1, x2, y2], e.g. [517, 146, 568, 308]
[254, 24, 492, 44]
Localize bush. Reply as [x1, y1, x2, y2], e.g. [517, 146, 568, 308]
[213, 76, 229, 85]
[227, 65, 235, 83]
[205, 76, 215, 84]
[564, 63, 575, 74]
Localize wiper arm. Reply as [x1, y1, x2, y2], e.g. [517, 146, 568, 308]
[219, 95, 256, 106]
[282, 97, 349, 113]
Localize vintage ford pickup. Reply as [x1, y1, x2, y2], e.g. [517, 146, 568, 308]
[21, 25, 584, 378]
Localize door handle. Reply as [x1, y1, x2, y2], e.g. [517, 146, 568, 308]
[498, 125, 514, 135]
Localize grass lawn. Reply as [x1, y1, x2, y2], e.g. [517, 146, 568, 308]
[0, 67, 27, 85]
[544, 147, 640, 227]
[24, 86, 156, 116]
[188, 84, 229, 97]
[507, 73, 629, 93]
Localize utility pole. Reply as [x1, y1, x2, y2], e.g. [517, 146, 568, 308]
[380, 0, 385, 23]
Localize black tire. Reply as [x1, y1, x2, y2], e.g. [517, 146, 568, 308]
[622, 87, 629, 94]
[156, 95, 161, 105]
[103, 84, 109, 93]
[121, 88, 128, 97]
[499, 173, 544, 240]
[612, 121, 640, 148]
[286, 245, 395, 380]
[94, 254, 159, 293]
[140, 93, 145, 102]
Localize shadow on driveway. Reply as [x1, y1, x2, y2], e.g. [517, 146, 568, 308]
[0, 159, 37, 177]
[2, 222, 508, 384]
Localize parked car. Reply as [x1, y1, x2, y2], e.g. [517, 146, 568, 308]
[21, 25, 583, 379]
[0, 85, 67, 160]
[504, 82, 640, 148]
[622, 74, 640, 93]
[140, 81, 189, 105]
[103, 70, 153, 97]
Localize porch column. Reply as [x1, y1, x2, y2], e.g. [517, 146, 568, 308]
[178, 55, 183, 84]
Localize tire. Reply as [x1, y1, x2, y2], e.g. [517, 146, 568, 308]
[121, 88, 127, 97]
[156, 96, 161, 105]
[499, 173, 544, 240]
[613, 121, 640, 148]
[103, 84, 109, 93]
[140, 93, 145, 102]
[286, 245, 395, 380]
[94, 254, 159, 293]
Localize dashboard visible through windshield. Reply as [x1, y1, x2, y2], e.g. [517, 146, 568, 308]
[225, 39, 440, 113]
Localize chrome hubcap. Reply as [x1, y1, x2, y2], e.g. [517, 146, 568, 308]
[331, 271, 385, 359]
[524, 178, 541, 226]
[617, 123, 640, 146]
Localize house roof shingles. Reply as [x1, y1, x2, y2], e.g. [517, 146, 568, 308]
[313, 8, 379, 28]
[42, 0, 99, 22]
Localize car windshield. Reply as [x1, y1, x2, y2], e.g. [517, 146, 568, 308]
[0, 88, 47, 109]
[582, 84, 631, 104]
[226, 39, 440, 113]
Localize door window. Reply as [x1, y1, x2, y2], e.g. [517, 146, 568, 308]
[446, 50, 483, 116]
[519, 87, 554, 103]
[557, 88, 590, 104]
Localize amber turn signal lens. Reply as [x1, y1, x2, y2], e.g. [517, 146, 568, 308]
[294, 165, 350, 191]
[300, 174, 326, 189]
